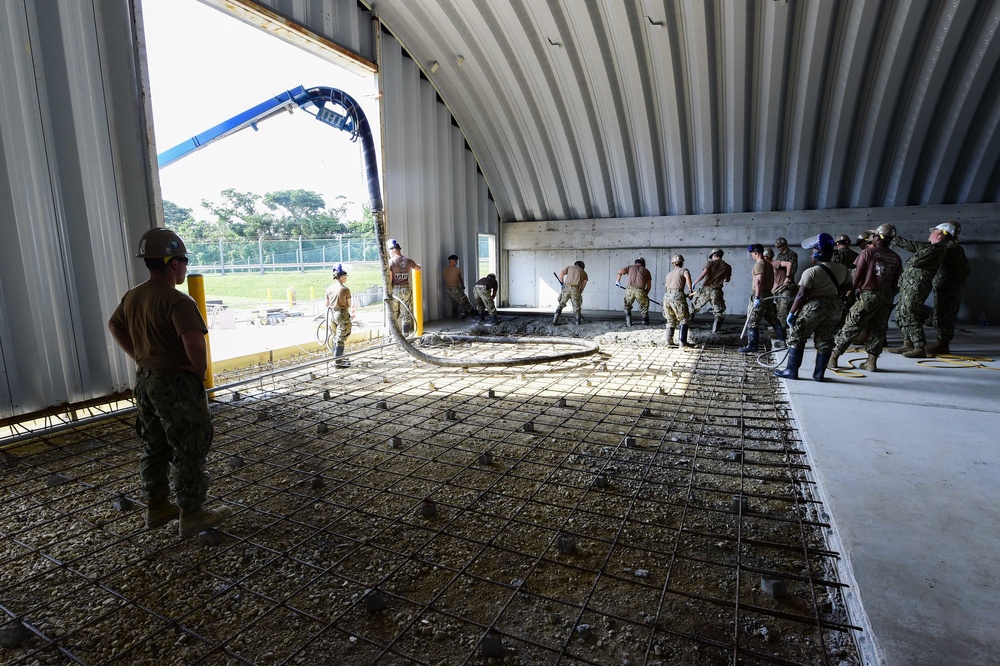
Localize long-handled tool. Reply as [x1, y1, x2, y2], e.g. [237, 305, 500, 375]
[614, 282, 662, 307]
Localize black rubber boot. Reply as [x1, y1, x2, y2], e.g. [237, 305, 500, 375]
[665, 325, 676, 347]
[641, 313, 649, 326]
[624, 309, 632, 327]
[552, 308, 562, 325]
[679, 324, 693, 347]
[451, 303, 458, 319]
[334, 344, 351, 368]
[478, 310, 485, 323]
[489, 313, 499, 325]
[401, 321, 411, 337]
[575, 313, 583, 325]
[813, 352, 832, 381]
[772, 324, 787, 350]
[738, 327, 759, 354]
[774, 345, 803, 379]
[712, 318, 721, 333]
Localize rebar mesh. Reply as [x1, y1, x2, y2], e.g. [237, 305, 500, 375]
[1, 341, 860, 665]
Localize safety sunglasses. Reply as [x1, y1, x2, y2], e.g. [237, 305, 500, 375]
[163, 256, 190, 265]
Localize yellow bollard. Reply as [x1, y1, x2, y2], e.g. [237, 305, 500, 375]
[287, 287, 296, 308]
[186, 274, 214, 390]
[412, 267, 424, 336]
[267, 288, 272, 307]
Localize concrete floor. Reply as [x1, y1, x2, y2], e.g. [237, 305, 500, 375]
[208, 313, 1000, 665]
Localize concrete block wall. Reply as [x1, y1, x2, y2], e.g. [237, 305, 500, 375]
[504, 203, 1000, 323]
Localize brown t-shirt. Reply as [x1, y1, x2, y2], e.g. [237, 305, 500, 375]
[562, 265, 588, 287]
[700, 259, 732, 289]
[620, 264, 652, 288]
[108, 280, 207, 370]
[853, 246, 902, 292]
[442, 265, 463, 289]
[389, 254, 418, 286]
[326, 281, 351, 309]
[663, 266, 690, 291]
[752, 259, 775, 296]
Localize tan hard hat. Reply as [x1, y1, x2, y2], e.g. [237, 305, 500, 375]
[136, 228, 186, 259]
[671, 253, 684, 265]
[710, 247, 724, 257]
[835, 234, 852, 245]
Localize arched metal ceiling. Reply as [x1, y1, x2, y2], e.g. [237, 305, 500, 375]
[358, 0, 1000, 223]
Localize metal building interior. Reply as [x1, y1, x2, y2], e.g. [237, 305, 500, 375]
[2, 1, 999, 665]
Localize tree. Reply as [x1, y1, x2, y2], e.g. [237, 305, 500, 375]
[201, 189, 278, 238]
[162, 200, 193, 227]
[342, 203, 375, 237]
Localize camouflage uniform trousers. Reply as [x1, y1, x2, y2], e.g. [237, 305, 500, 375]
[622, 286, 650, 316]
[390, 285, 414, 326]
[331, 307, 352, 345]
[772, 283, 797, 327]
[134, 368, 213, 512]
[746, 296, 780, 330]
[690, 287, 726, 319]
[662, 290, 691, 326]
[787, 296, 842, 353]
[932, 282, 966, 343]
[446, 287, 475, 317]
[473, 284, 496, 314]
[894, 273, 935, 347]
[833, 290, 893, 356]
[557, 285, 584, 314]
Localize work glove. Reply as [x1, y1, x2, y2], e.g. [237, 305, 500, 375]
[753, 297, 762, 308]
[786, 312, 797, 328]
[615, 281, 621, 287]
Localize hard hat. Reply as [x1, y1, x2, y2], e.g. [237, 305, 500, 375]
[950, 221, 962, 237]
[332, 263, 347, 277]
[857, 231, 872, 242]
[873, 223, 896, 239]
[763, 248, 774, 259]
[710, 247, 724, 257]
[136, 228, 186, 259]
[931, 222, 956, 236]
[835, 234, 852, 245]
[635, 257, 646, 266]
[671, 253, 684, 265]
[487, 272, 496, 280]
[574, 260, 585, 269]
[387, 238, 401, 250]
[774, 237, 788, 247]
[801, 233, 835, 250]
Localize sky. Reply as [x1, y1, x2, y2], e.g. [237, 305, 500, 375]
[141, 0, 379, 221]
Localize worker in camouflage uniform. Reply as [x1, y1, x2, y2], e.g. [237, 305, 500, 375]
[927, 221, 970, 355]
[775, 234, 851, 382]
[442, 254, 475, 319]
[473, 272, 499, 325]
[739, 244, 787, 353]
[828, 224, 903, 372]
[831, 234, 859, 270]
[615, 257, 652, 326]
[690, 248, 732, 333]
[325, 263, 354, 367]
[108, 228, 231, 538]
[553, 260, 588, 325]
[387, 239, 421, 336]
[772, 237, 799, 331]
[662, 254, 694, 347]
[764, 247, 795, 333]
[888, 224, 951, 358]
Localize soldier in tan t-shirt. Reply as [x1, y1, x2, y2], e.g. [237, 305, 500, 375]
[690, 248, 732, 333]
[553, 260, 588, 325]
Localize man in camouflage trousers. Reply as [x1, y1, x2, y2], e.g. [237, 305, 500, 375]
[828, 224, 903, 372]
[325, 263, 354, 367]
[772, 237, 800, 330]
[927, 222, 970, 355]
[387, 239, 421, 335]
[442, 254, 475, 319]
[615, 257, 652, 326]
[738, 244, 786, 353]
[889, 223, 951, 358]
[554, 260, 588, 325]
[690, 248, 732, 333]
[662, 254, 694, 347]
[473, 272, 499, 325]
[108, 228, 231, 538]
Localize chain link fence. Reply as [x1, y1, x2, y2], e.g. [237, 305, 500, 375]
[186, 236, 378, 273]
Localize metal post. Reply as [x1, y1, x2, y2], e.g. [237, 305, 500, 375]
[219, 238, 225, 275]
[258, 236, 264, 274]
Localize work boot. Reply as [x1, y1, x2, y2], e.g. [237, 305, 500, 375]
[641, 313, 649, 326]
[575, 313, 584, 325]
[711, 318, 721, 334]
[813, 352, 832, 381]
[679, 324, 694, 348]
[334, 344, 351, 368]
[145, 499, 180, 529]
[888, 339, 913, 354]
[772, 324, 787, 350]
[552, 308, 562, 325]
[665, 325, 676, 347]
[451, 303, 459, 319]
[926, 339, 950, 355]
[489, 313, 499, 325]
[902, 346, 927, 359]
[738, 327, 759, 354]
[624, 309, 632, 327]
[861, 354, 878, 371]
[401, 321, 411, 337]
[478, 310, 485, 323]
[179, 505, 232, 538]
[827, 351, 841, 369]
[774, 345, 804, 379]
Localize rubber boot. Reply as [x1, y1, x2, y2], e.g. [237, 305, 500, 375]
[679, 324, 694, 348]
[774, 345, 804, 379]
[827, 351, 841, 369]
[888, 339, 913, 354]
[772, 324, 787, 350]
[861, 354, 878, 371]
[451, 302, 458, 319]
[575, 313, 583, 325]
[813, 352, 832, 381]
[641, 313, 649, 326]
[552, 308, 562, 325]
[477, 309, 485, 323]
[738, 327, 759, 354]
[624, 309, 632, 327]
[179, 505, 233, 538]
[712, 318, 721, 334]
[665, 325, 676, 347]
[145, 497, 180, 529]
[334, 344, 351, 368]
[401, 321, 411, 337]
[926, 339, 950, 355]
[489, 313, 499, 325]
[902, 346, 927, 358]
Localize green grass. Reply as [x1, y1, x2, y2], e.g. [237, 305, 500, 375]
[181, 267, 385, 308]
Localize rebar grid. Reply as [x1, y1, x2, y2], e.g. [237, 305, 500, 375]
[1, 341, 860, 665]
